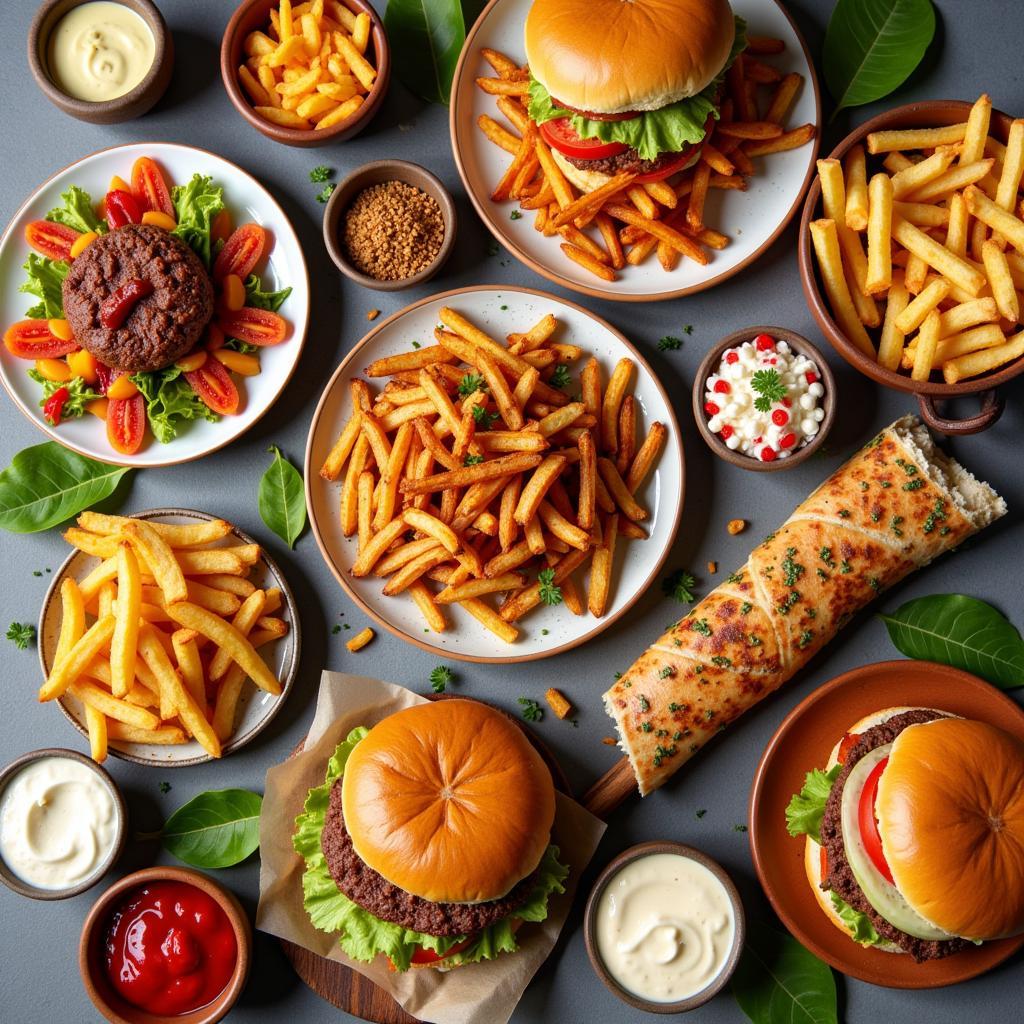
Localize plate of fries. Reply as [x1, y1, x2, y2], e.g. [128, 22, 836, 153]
[450, 0, 819, 301]
[37, 509, 299, 766]
[800, 95, 1024, 429]
[305, 286, 684, 662]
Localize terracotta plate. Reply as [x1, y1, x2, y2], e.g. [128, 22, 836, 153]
[749, 659, 1024, 988]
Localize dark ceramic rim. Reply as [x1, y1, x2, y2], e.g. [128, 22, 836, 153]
[692, 326, 836, 471]
[0, 747, 126, 901]
[583, 840, 746, 1013]
[38, 509, 302, 767]
[322, 160, 458, 291]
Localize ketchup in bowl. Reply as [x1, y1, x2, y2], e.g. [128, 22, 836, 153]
[103, 880, 237, 1015]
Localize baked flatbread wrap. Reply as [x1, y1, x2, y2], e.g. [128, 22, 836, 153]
[602, 415, 1006, 796]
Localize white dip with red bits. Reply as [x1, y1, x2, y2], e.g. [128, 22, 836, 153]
[703, 333, 825, 462]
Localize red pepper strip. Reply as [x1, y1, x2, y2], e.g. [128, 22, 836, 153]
[105, 189, 143, 229]
[100, 278, 154, 329]
[43, 387, 70, 426]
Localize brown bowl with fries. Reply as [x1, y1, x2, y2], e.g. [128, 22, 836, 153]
[799, 97, 1024, 435]
[221, 0, 390, 146]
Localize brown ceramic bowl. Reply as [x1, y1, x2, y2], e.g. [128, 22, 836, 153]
[692, 326, 835, 471]
[749, 659, 1024, 988]
[80, 866, 252, 1024]
[798, 100, 1021, 435]
[0, 747, 126, 900]
[583, 841, 745, 1013]
[28, 0, 173, 124]
[221, 0, 389, 147]
[323, 160, 457, 291]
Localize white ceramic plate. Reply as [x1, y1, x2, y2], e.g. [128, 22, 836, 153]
[450, 0, 821, 302]
[305, 285, 684, 663]
[0, 142, 310, 466]
[38, 510, 301, 767]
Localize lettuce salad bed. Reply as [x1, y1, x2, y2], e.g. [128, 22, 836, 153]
[293, 727, 570, 972]
[18, 175, 290, 443]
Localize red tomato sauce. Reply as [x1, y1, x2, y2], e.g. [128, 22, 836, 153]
[103, 880, 237, 1015]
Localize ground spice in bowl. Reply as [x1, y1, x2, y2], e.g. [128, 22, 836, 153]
[342, 181, 445, 281]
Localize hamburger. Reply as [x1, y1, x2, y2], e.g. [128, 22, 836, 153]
[786, 708, 1024, 961]
[293, 699, 569, 971]
[525, 0, 746, 192]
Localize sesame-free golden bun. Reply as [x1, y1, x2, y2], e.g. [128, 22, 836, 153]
[341, 700, 556, 904]
[525, 0, 736, 115]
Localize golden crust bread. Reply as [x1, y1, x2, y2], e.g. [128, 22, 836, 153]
[603, 416, 1006, 795]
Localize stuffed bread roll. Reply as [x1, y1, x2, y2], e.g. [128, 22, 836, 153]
[602, 415, 1006, 796]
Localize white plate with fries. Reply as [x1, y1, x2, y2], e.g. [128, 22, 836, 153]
[450, 0, 820, 302]
[0, 142, 310, 467]
[37, 509, 300, 767]
[306, 286, 684, 663]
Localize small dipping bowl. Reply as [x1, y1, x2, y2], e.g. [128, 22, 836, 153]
[28, 0, 173, 124]
[693, 326, 836, 472]
[323, 160, 457, 291]
[80, 866, 252, 1024]
[584, 841, 745, 1013]
[0, 747, 126, 900]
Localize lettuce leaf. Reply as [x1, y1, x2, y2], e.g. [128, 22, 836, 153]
[528, 16, 747, 161]
[130, 365, 218, 444]
[20, 254, 69, 318]
[46, 186, 105, 235]
[829, 892, 884, 946]
[244, 273, 291, 312]
[785, 765, 841, 843]
[293, 726, 570, 972]
[27, 372, 101, 421]
[172, 174, 225, 268]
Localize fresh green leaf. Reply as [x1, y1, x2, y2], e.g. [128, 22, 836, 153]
[310, 165, 333, 183]
[785, 765, 841, 842]
[316, 184, 336, 204]
[732, 928, 837, 1024]
[663, 569, 697, 604]
[548, 365, 571, 390]
[458, 372, 486, 396]
[658, 336, 684, 351]
[6, 622, 36, 650]
[538, 567, 562, 606]
[0, 443, 131, 534]
[385, 0, 472, 105]
[879, 593, 1024, 689]
[172, 174, 225, 267]
[430, 665, 454, 693]
[244, 274, 292, 313]
[829, 892, 884, 946]
[751, 369, 787, 414]
[162, 789, 262, 869]
[28, 372, 101, 422]
[46, 185, 105, 235]
[823, 0, 936, 115]
[20, 254, 69, 318]
[131, 367, 218, 444]
[259, 445, 307, 548]
[518, 697, 544, 722]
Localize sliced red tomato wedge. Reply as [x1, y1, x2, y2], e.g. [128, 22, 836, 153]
[218, 306, 288, 347]
[837, 731, 860, 765]
[24, 220, 80, 262]
[539, 118, 627, 160]
[107, 393, 146, 455]
[4, 320, 78, 359]
[185, 357, 240, 415]
[213, 224, 267, 282]
[131, 156, 175, 216]
[858, 755, 895, 885]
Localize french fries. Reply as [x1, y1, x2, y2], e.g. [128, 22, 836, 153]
[318, 310, 667, 639]
[41, 515, 289, 761]
[811, 95, 1024, 384]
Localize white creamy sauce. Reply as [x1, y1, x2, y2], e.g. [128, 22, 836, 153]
[595, 852, 735, 1003]
[0, 756, 118, 890]
[48, 1, 155, 103]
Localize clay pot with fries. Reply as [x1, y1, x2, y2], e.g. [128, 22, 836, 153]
[799, 97, 1024, 435]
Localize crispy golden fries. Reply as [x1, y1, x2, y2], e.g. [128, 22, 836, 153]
[41, 515, 289, 761]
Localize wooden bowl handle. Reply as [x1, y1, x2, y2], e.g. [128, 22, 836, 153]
[916, 390, 1004, 435]
[582, 757, 638, 819]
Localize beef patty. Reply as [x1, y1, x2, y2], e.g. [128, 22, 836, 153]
[321, 779, 539, 937]
[564, 146, 697, 177]
[63, 224, 214, 373]
[819, 708, 972, 962]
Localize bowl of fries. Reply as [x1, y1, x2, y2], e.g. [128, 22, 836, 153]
[221, 0, 389, 145]
[799, 96, 1024, 435]
[37, 510, 299, 767]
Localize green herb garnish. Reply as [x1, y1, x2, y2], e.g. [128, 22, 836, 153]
[6, 622, 35, 650]
[538, 568, 562, 606]
[309, 165, 332, 183]
[751, 368, 787, 412]
[663, 569, 697, 604]
[429, 665, 454, 693]
[458, 373, 486, 396]
[518, 697, 544, 722]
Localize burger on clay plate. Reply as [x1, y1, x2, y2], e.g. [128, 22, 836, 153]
[293, 699, 569, 970]
[786, 708, 1024, 961]
[524, 0, 746, 191]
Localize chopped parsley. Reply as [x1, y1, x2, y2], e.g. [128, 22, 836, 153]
[777, 591, 801, 615]
[658, 335, 684, 351]
[691, 618, 712, 636]
[726, 571, 743, 584]
[837, 508, 851, 518]
[6, 622, 35, 650]
[458, 373, 486, 396]
[411, 340, 421, 349]
[548, 364, 571, 389]
[782, 547, 805, 587]
[663, 569, 697, 604]
[331, 624, 341, 634]
[471, 405, 499, 428]
[464, 454, 485, 466]
[696, 808, 707, 819]
[711, 655, 732, 668]
[903, 479, 924, 492]
[659, 665, 675, 679]
[890, 515, 904, 537]
[309, 165, 332, 183]
[315, 183, 336, 203]
[538, 568, 563, 606]
[429, 665, 454, 693]
[734, 823, 748, 833]
[840, 560, 853, 574]
[517, 697, 543, 722]
[751, 368, 787, 412]
[510, 210, 522, 220]
[797, 629, 814, 649]
[923, 499, 947, 534]
[819, 546, 836, 568]
[638, 695, 650, 712]
[158, 781, 172, 794]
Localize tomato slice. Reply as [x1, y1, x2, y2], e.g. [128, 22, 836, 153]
[4, 320, 78, 359]
[409, 935, 476, 966]
[837, 731, 860, 765]
[24, 220, 80, 262]
[213, 224, 267, 282]
[107, 393, 146, 455]
[858, 755, 895, 885]
[539, 118, 628, 160]
[131, 157, 175, 217]
[819, 845, 828, 880]
[185, 357, 240, 415]
[218, 306, 288, 347]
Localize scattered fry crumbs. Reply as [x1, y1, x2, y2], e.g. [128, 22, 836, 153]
[367, 309, 380, 321]
[345, 626, 375, 652]
[602, 736, 618, 746]
[545, 687, 573, 720]
[727, 519, 747, 535]
[707, 561, 718, 574]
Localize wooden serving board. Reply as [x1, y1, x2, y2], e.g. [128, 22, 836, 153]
[278, 697, 636, 1022]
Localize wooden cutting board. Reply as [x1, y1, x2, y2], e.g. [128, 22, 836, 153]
[279, 696, 636, 1022]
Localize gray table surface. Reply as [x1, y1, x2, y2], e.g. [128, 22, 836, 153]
[1, 1, 1022, 1021]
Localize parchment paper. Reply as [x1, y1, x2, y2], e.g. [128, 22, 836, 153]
[256, 671, 606, 1024]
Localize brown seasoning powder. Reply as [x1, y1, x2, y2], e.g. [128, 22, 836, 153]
[342, 181, 444, 281]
